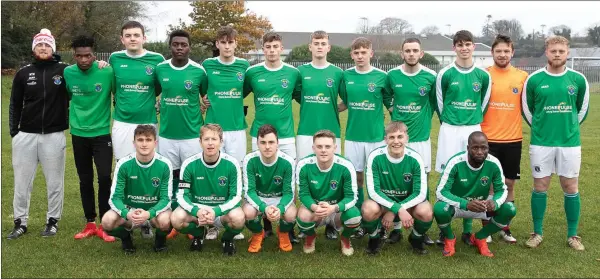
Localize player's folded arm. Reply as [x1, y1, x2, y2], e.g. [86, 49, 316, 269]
[436, 164, 468, 210]
[399, 157, 428, 211]
[148, 162, 173, 219]
[338, 164, 358, 212]
[277, 163, 295, 213]
[243, 162, 268, 213]
[365, 157, 400, 214]
[109, 161, 131, 220]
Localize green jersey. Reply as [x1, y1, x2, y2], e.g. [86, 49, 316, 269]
[202, 57, 250, 131]
[365, 146, 427, 214]
[293, 63, 344, 137]
[109, 50, 165, 124]
[436, 151, 507, 211]
[340, 66, 393, 142]
[64, 61, 113, 137]
[296, 154, 357, 212]
[156, 59, 207, 140]
[242, 150, 295, 214]
[177, 152, 242, 217]
[109, 153, 173, 220]
[436, 63, 491, 125]
[244, 62, 300, 140]
[522, 67, 590, 147]
[388, 65, 437, 142]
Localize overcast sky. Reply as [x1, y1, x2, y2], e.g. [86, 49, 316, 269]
[140, 1, 600, 42]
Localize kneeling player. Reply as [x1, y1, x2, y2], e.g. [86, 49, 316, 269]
[434, 132, 516, 257]
[101, 125, 173, 253]
[296, 130, 361, 256]
[170, 124, 244, 256]
[243, 124, 297, 253]
[362, 122, 433, 255]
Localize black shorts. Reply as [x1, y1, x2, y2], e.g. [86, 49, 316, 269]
[488, 141, 522, 180]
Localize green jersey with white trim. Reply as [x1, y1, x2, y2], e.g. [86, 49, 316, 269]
[177, 152, 242, 217]
[109, 153, 173, 220]
[388, 65, 437, 142]
[365, 146, 427, 214]
[243, 150, 295, 214]
[522, 67, 590, 147]
[202, 57, 250, 131]
[435, 63, 491, 125]
[296, 154, 358, 212]
[156, 59, 207, 140]
[435, 151, 507, 211]
[109, 50, 165, 124]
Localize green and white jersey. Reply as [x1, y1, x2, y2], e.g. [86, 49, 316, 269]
[156, 59, 207, 140]
[388, 65, 437, 142]
[109, 50, 165, 124]
[202, 57, 250, 131]
[109, 153, 173, 220]
[340, 66, 393, 142]
[244, 62, 301, 141]
[242, 150, 295, 214]
[296, 154, 358, 212]
[177, 152, 242, 217]
[365, 146, 427, 214]
[522, 67, 590, 147]
[435, 151, 507, 210]
[294, 62, 344, 137]
[436, 63, 491, 125]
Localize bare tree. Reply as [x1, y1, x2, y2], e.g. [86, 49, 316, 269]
[420, 25, 440, 35]
[376, 17, 412, 34]
[491, 19, 524, 40]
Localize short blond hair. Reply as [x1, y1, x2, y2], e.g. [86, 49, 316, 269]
[310, 30, 328, 41]
[545, 35, 569, 48]
[313, 129, 336, 143]
[385, 121, 408, 136]
[200, 123, 223, 140]
[351, 37, 372, 50]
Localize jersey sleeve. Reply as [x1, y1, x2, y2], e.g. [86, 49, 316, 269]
[435, 70, 447, 117]
[338, 163, 358, 212]
[429, 77, 439, 118]
[292, 71, 302, 104]
[243, 70, 253, 98]
[297, 163, 316, 211]
[243, 158, 268, 213]
[148, 161, 173, 219]
[177, 162, 200, 217]
[481, 69, 492, 115]
[213, 161, 242, 217]
[399, 156, 427, 210]
[435, 162, 468, 210]
[491, 162, 508, 209]
[575, 73, 590, 124]
[277, 160, 295, 213]
[200, 68, 208, 97]
[339, 76, 348, 105]
[9, 71, 25, 137]
[108, 161, 130, 220]
[521, 75, 535, 126]
[382, 74, 393, 110]
[365, 155, 401, 214]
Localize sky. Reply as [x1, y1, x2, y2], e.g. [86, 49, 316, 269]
[140, 1, 600, 42]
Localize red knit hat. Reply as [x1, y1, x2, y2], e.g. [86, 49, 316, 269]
[32, 28, 56, 52]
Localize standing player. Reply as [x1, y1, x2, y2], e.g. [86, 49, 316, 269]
[435, 30, 491, 244]
[480, 34, 528, 243]
[522, 36, 589, 251]
[101, 125, 173, 253]
[295, 130, 361, 256]
[362, 122, 433, 255]
[243, 125, 297, 253]
[170, 124, 245, 256]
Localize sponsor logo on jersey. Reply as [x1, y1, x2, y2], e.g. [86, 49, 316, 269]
[451, 99, 477, 110]
[236, 72, 244, 81]
[258, 94, 285, 105]
[512, 87, 519, 94]
[52, 75, 62, 85]
[395, 84, 403, 88]
[258, 79, 266, 82]
[218, 176, 228, 186]
[130, 176, 138, 179]
[120, 64, 128, 68]
[128, 195, 158, 203]
[329, 180, 338, 190]
[472, 82, 481, 92]
[418, 86, 428, 96]
[273, 175, 283, 185]
[349, 100, 376, 110]
[215, 88, 242, 98]
[347, 81, 355, 85]
[151, 177, 161, 187]
[163, 95, 189, 105]
[382, 171, 389, 175]
[489, 101, 515, 111]
[403, 173, 412, 182]
[480, 176, 489, 186]
[541, 85, 549, 89]
[184, 80, 193, 90]
[567, 85, 576, 95]
[304, 93, 331, 104]
[367, 82, 376, 92]
[27, 81, 37, 86]
[326, 78, 334, 88]
[145, 65, 154, 75]
[212, 71, 220, 75]
[382, 189, 408, 197]
[163, 78, 169, 81]
[304, 76, 312, 80]
[95, 83, 102, 92]
[543, 102, 573, 113]
[451, 82, 459, 85]
[396, 102, 422, 113]
[281, 79, 289, 88]
[121, 82, 150, 93]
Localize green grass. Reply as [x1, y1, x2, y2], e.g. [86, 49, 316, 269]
[2, 75, 600, 278]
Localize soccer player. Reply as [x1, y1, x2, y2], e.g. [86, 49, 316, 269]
[64, 35, 116, 242]
[245, 32, 300, 160]
[362, 121, 433, 255]
[480, 34, 528, 243]
[434, 131, 515, 257]
[110, 21, 165, 160]
[101, 125, 173, 253]
[522, 36, 589, 251]
[338, 37, 393, 238]
[386, 37, 437, 245]
[170, 124, 244, 256]
[295, 130, 361, 256]
[243, 124, 297, 253]
[435, 30, 491, 245]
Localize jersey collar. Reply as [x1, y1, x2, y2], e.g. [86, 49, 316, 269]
[135, 154, 156, 168]
[201, 152, 221, 168]
[168, 59, 190, 70]
[399, 64, 422, 77]
[385, 148, 405, 164]
[259, 150, 279, 167]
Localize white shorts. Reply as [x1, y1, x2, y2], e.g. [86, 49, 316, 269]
[296, 135, 342, 160]
[157, 136, 202, 170]
[193, 204, 225, 229]
[317, 212, 342, 232]
[252, 137, 296, 161]
[250, 197, 282, 215]
[408, 138, 431, 173]
[453, 208, 490, 220]
[221, 130, 247, 164]
[435, 123, 481, 173]
[344, 140, 386, 172]
[529, 145, 581, 178]
[112, 120, 158, 160]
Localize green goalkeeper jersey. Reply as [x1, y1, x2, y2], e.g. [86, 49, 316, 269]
[296, 154, 357, 212]
[178, 152, 242, 217]
[522, 67, 590, 147]
[109, 50, 165, 124]
[293, 62, 344, 138]
[340, 66, 393, 142]
[436, 151, 507, 211]
[388, 65, 437, 142]
[244, 62, 300, 140]
[436, 63, 491, 125]
[109, 153, 173, 220]
[365, 146, 427, 214]
[202, 57, 250, 131]
[243, 150, 295, 214]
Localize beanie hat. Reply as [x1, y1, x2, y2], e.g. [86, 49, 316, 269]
[32, 28, 56, 52]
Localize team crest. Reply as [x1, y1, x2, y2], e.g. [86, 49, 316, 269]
[330, 180, 338, 190]
[472, 82, 481, 92]
[403, 173, 412, 183]
[273, 176, 283, 185]
[94, 83, 102, 92]
[184, 80, 193, 90]
[567, 85, 576, 95]
[236, 72, 244, 81]
[326, 78, 334, 88]
[367, 82, 376, 92]
[151, 177, 161, 187]
[512, 87, 519, 94]
[145, 65, 154, 75]
[418, 86, 427, 96]
[480, 176, 490, 186]
[218, 176, 228, 186]
[52, 75, 62, 85]
[281, 79, 289, 88]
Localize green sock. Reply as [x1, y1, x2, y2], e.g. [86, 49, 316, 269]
[222, 223, 243, 241]
[440, 224, 455, 239]
[296, 217, 316, 236]
[341, 225, 357, 238]
[179, 222, 205, 237]
[278, 219, 295, 233]
[412, 219, 432, 240]
[106, 225, 129, 239]
[462, 218, 473, 234]
[531, 191, 547, 235]
[246, 217, 263, 234]
[362, 219, 381, 238]
[357, 186, 365, 210]
[475, 219, 503, 239]
[171, 175, 180, 210]
[564, 192, 581, 238]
